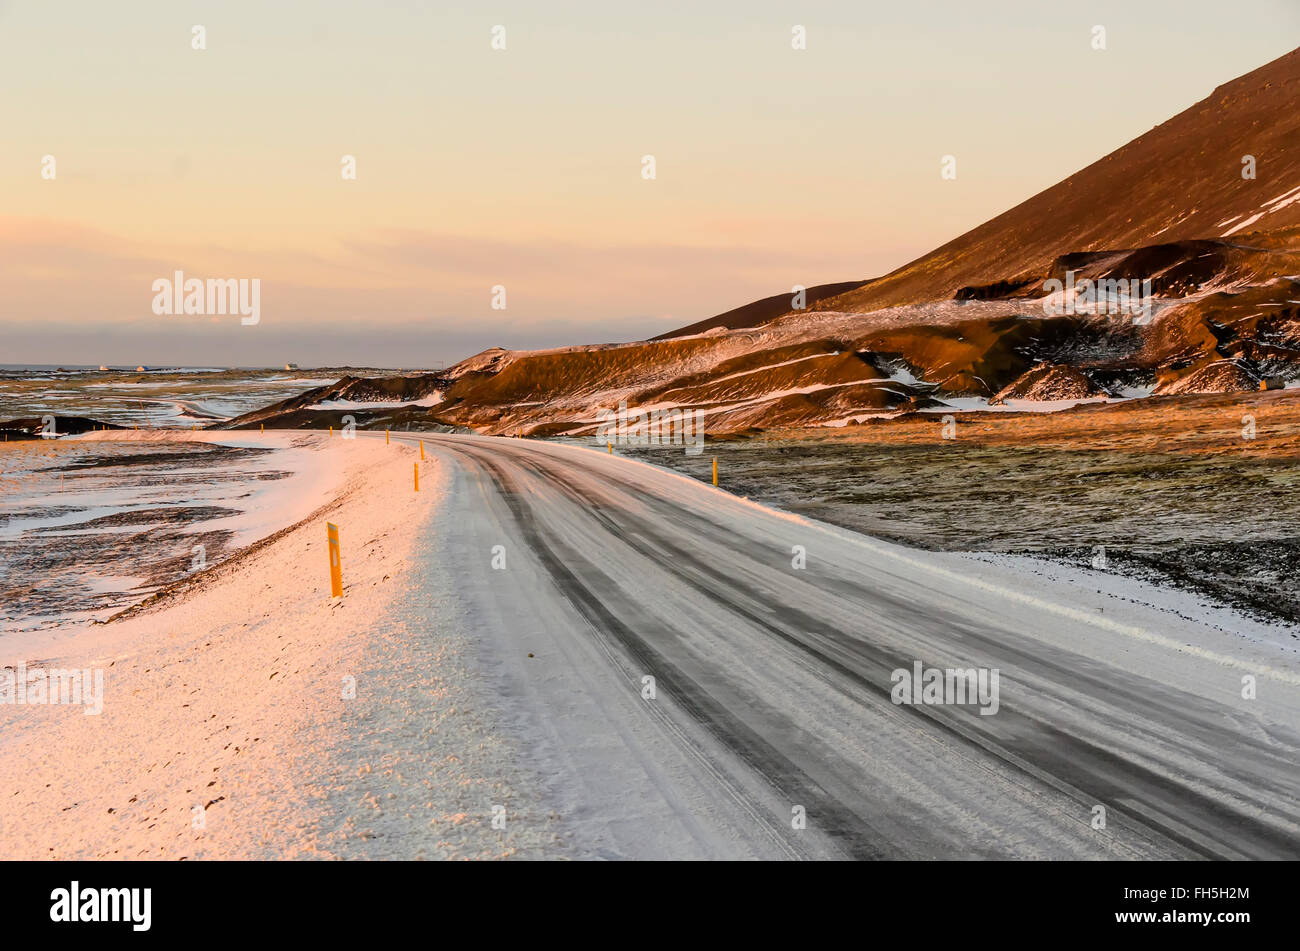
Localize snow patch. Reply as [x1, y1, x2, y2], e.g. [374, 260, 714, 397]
[307, 392, 444, 411]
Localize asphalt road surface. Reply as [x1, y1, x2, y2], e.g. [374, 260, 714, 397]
[401, 432, 1300, 860]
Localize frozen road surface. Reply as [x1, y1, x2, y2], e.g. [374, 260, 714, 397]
[403, 433, 1300, 860]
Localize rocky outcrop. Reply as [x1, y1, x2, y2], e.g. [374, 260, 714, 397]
[989, 364, 1106, 404]
[1155, 359, 1260, 395]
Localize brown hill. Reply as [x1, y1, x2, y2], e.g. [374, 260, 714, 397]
[653, 281, 869, 340]
[1155, 358, 1261, 395]
[234, 48, 1300, 436]
[990, 365, 1106, 405]
[0, 416, 123, 440]
[817, 47, 1300, 315]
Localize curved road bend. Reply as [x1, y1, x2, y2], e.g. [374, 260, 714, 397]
[389, 432, 1300, 860]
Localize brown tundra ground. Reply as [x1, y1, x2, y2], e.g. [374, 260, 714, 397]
[614, 389, 1300, 626]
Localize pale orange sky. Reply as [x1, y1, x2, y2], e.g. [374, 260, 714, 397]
[3, 1, 1298, 366]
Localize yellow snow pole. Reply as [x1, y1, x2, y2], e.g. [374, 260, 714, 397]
[420, 439, 425, 460]
[386, 429, 390, 445]
[414, 462, 420, 492]
[712, 457, 718, 486]
[326, 522, 343, 597]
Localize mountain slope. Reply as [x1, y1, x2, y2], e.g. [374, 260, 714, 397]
[653, 280, 869, 340]
[236, 48, 1300, 436]
[818, 47, 1300, 314]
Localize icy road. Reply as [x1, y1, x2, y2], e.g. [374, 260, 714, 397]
[400, 433, 1300, 860]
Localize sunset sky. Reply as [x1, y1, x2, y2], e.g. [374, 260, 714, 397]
[3, 0, 1298, 367]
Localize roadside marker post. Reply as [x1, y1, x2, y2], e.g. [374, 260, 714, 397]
[329, 425, 333, 438]
[608, 441, 612, 454]
[713, 457, 718, 486]
[420, 439, 424, 460]
[326, 522, 343, 597]
[386, 430, 390, 445]
[414, 462, 420, 492]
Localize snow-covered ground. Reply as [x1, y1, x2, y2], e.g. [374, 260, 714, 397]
[4, 432, 1297, 859]
[0, 432, 351, 636]
[0, 433, 564, 859]
[0, 369, 340, 429]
